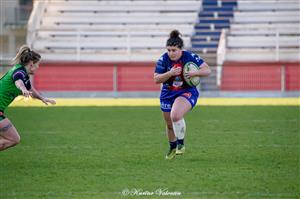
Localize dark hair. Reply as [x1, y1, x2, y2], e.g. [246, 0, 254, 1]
[166, 30, 184, 49]
[12, 45, 41, 66]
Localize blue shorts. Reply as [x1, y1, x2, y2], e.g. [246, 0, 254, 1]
[160, 89, 199, 112]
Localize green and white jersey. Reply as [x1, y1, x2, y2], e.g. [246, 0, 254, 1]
[0, 64, 31, 111]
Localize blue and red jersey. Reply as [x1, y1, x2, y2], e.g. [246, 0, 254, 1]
[155, 51, 204, 100]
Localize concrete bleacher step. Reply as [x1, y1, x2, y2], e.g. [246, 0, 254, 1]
[225, 48, 300, 62]
[195, 31, 222, 36]
[238, 0, 300, 11]
[195, 23, 230, 30]
[227, 35, 300, 48]
[47, 1, 202, 13]
[41, 24, 195, 32]
[225, 0, 300, 62]
[234, 11, 300, 23]
[192, 43, 218, 48]
[199, 17, 231, 24]
[230, 23, 300, 32]
[36, 30, 193, 39]
[202, 5, 235, 12]
[190, 48, 218, 54]
[230, 30, 300, 36]
[29, 0, 201, 63]
[43, 14, 197, 25]
[44, 12, 198, 18]
[202, 0, 237, 6]
[199, 11, 234, 18]
[192, 37, 220, 43]
[32, 36, 191, 51]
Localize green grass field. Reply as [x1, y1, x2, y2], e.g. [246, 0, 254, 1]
[0, 106, 299, 199]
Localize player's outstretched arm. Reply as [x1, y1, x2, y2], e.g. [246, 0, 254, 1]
[30, 87, 56, 105]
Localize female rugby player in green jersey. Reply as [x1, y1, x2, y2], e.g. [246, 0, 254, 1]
[0, 45, 56, 151]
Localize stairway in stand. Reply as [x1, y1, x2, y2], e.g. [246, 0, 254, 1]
[190, 0, 237, 91]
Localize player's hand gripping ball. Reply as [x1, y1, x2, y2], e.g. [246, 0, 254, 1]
[183, 62, 200, 87]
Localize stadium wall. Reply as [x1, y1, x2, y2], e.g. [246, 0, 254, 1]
[221, 62, 300, 91]
[35, 62, 299, 92]
[34, 62, 160, 91]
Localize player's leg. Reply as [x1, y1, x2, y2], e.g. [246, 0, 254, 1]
[162, 111, 177, 159]
[0, 118, 21, 151]
[163, 111, 176, 143]
[171, 96, 192, 154]
[160, 98, 177, 159]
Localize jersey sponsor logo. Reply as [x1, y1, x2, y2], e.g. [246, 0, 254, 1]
[172, 76, 183, 88]
[160, 102, 171, 110]
[173, 63, 182, 68]
[170, 63, 184, 89]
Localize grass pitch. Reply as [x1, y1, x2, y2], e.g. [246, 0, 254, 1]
[0, 106, 299, 199]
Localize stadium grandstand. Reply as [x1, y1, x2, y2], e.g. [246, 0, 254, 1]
[1, 1, 299, 198]
[1, 0, 299, 96]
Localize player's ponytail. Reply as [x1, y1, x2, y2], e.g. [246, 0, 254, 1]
[11, 45, 41, 66]
[166, 30, 184, 49]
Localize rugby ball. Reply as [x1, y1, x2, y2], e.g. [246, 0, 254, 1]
[183, 62, 200, 87]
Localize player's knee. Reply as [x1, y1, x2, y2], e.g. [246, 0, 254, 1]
[170, 113, 182, 122]
[11, 134, 20, 146]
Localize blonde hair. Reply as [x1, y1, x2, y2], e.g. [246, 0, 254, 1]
[11, 45, 41, 66]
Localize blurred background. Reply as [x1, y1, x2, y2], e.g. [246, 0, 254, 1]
[1, 0, 299, 98]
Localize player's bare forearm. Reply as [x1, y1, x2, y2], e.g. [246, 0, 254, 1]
[154, 72, 173, 84]
[191, 63, 211, 77]
[30, 87, 56, 105]
[15, 80, 32, 97]
[30, 87, 43, 100]
[154, 67, 181, 84]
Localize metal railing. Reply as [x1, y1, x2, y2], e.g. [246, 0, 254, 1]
[27, 0, 49, 48]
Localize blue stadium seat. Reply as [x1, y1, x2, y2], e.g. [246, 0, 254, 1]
[191, 0, 237, 55]
[190, 0, 237, 90]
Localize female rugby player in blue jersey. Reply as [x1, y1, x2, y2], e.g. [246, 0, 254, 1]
[0, 45, 56, 151]
[154, 30, 211, 159]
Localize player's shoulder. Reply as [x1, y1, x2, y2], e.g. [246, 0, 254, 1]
[183, 50, 202, 59]
[11, 65, 27, 77]
[158, 52, 169, 61]
[183, 51, 204, 64]
[13, 66, 26, 74]
[12, 64, 25, 71]
[157, 52, 169, 65]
